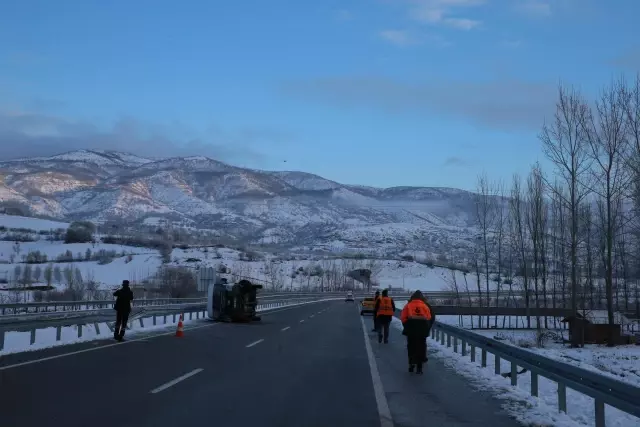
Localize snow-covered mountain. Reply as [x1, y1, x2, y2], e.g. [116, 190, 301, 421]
[0, 150, 481, 254]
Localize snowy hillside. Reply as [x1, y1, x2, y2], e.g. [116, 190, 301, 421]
[0, 149, 495, 255]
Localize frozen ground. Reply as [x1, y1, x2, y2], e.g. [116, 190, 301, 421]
[391, 317, 640, 427]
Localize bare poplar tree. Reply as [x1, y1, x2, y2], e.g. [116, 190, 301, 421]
[539, 84, 591, 346]
[584, 78, 631, 346]
[475, 173, 496, 328]
[510, 174, 531, 327]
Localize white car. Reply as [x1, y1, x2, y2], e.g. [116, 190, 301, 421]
[345, 291, 354, 302]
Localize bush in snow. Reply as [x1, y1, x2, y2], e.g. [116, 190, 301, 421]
[65, 222, 94, 244]
[156, 266, 198, 298]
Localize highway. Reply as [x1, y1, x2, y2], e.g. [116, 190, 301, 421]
[0, 301, 521, 427]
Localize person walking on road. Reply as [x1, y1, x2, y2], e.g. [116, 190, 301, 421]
[113, 280, 134, 341]
[400, 290, 432, 374]
[371, 290, 381, 332]
[375, 289, 395, 344]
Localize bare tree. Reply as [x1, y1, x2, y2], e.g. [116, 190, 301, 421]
[510, 174, 531, 327]
[584, 79, 631, 346]
[540, 84, 592, 346]
[475, 173, 496, 328]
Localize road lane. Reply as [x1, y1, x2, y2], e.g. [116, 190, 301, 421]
[0, 300, 345, 427]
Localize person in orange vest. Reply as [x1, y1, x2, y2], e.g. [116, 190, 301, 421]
[371, 290, 381, 332]
[400, 290, 433, 374]
[374, 289, 395, 344]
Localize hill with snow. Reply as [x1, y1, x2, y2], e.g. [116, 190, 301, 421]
[0, 149, 488, 256]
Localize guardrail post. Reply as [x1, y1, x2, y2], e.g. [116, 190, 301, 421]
[56, 326, 62, 341]
[197, 311, 200, 319]
[163, 315, 167, 324]
[557, 383, 567, 413]
[494, 355, 500, 375]
[510, 362, 517, 386]
[153, 315, 157, 326]
[481, 349, 487, 367]
[461, 340, 467, 356]
[189, 312, 193, 320]
[173, 314, 176, 323]
[94, 323, 100, 335]
[139, 318, 144, 328]
[447, 333, 451, 347]
[594, 399, 605, 427]
[531, 372, 538, 397]
[470, 345, 475, 362]
[77, 325, 82, 338]
[440, 331, 445, 345]
[453, 337, 458, 353]
[0, 329, 4, 350]
[30, 329, 36, 345]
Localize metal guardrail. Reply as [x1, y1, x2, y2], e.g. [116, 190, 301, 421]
[0, 291, 378, 315]
[0, 295, 342, 351]
[428, 320, 640, 427]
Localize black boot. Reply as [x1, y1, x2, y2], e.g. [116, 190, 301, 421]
[409, 364, 415, 373]
[416, 363, 423, 374]
[378, 335, 383, 343]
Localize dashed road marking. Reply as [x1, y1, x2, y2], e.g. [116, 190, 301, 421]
[281, 326, 290, 331]
[310, 314, 315, 318]
[300, 319, 305, 323]
[150, 368, 203, 394]
[246, 339, 264, 348]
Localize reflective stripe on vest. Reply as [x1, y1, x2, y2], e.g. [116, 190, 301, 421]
[377, 297, 394, 316]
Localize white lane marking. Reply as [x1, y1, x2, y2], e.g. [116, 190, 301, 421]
[150, 368, 204, 394]
[281, 326, 290, 331]
[0, 301, 335, 371]
[299, 319, 305, 323]
[359, 314, 395, 427]
[310, 314, 315, 318]
[246, 339, 264, 348]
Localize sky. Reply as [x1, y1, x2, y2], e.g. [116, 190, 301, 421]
[0, 0, 639, 191]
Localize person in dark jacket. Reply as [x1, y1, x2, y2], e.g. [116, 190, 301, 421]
[371, 290, 381, 332]
[374, 289, 395, 344]
[113, 280, 134, 341]
[400, 290, 432, 374]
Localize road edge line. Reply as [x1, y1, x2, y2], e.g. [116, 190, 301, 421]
[359, 314, 395, 427]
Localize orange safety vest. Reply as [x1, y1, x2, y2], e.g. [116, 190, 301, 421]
[377, 296, 394, 316]
[400, 300, 432, 323]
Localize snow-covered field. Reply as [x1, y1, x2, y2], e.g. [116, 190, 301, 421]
[391, 317, 640, 427]
[0, 213, 69, 231]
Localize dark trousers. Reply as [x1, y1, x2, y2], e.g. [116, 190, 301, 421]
[378, 318, 391, 342]
[115, 310, 130, 338]
[407, 335, 427, 366]
[372, 314, 379, 331]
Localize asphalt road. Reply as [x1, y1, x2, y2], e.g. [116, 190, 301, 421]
[0, 300, 522, 427]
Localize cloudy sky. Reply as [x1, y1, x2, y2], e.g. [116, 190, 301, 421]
[1, 0, 638, 190]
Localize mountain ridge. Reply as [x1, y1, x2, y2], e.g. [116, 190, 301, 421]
[0, 150, 479, 256]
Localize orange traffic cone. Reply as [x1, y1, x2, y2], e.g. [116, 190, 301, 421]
[175, 314, 184, 337]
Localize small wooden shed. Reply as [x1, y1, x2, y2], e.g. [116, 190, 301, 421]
[562, 311, 631, 345]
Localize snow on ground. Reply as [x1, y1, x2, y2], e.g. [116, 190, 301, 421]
[391, 318, 640, 427]
[171, 247, 467, 292]
[0, 214, 69, 231]
[470, 328, 640, 390]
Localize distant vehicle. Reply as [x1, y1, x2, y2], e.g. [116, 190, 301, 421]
[360, 297, 376, 316]
[345, 291, 354, 302]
